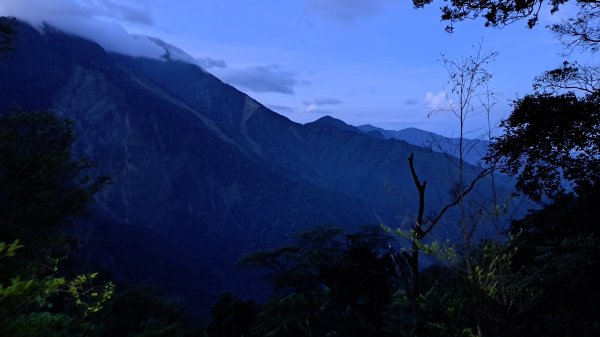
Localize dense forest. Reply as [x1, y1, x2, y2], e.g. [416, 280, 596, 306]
[1, 1, 599, 336]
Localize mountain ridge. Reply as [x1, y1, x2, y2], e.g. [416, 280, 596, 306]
[0, 19, 525, 314]
[356, 124, 490, 164]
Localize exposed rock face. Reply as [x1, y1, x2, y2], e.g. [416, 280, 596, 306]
[0, 20, 521, 313]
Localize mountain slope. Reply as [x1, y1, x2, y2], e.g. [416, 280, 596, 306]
[0, 20, 525, 313]
[109, 50, 503, 225]
[0, 21, 374, 309]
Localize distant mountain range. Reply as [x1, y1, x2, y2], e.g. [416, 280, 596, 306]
[303, 116, 489, 165]
[356, 124, 490, 165]
[0, 19, 526, 313]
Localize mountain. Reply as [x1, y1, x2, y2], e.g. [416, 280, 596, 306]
[0, 20, 524, 314]
[357, 124, 489, 165]
[307, 115, 364, 134]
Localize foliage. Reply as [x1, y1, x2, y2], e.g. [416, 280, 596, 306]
[549, 2, 600, 52]
[534, 61, 600, 94]
[409, 1, 600, 334]
[391, 227, 457, 262]
[217, 226, 401, 336]
[490, 91, 600, 201]
[0, 109, 113, 336]
[413, 0, 571, 31]
[0, 109, 108, 239]
[91, 287, 199, 337]
[500, 190, 600, 336]
[218, 218, 600, 336]
[0, 238, 22, 259]
[0, 109, 200, 336]
[206, 292, 257, 337]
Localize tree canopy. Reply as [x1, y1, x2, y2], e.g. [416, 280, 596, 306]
[490, 91, 600, 201]
[413, 0, 600, 53]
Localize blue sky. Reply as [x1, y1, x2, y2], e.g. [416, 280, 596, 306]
[0, 0, 585, 137]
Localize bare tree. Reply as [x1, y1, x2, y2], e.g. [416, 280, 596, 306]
[551, 2, 600, 53]
[397, 44, 502, 337]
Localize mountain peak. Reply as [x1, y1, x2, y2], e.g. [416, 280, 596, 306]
[312, 115, 348, 127]
[305, 115, 365, 134]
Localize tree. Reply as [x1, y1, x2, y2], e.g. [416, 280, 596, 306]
[412, 0, 600, 98]
[409, 2, 600, 334]
[534, 61, 600, 94]
[549, 2, 600, 52]
[396, 45, 499, 335]
[0, 109, 107, 263]
[236, 226, 399, 337]
[412, 0, 590, 33]
[490, 91, 600, 201]
[0, 109, 112, 337]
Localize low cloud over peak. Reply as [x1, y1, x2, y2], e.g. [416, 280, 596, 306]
[0, 0, 165, 58]
[0, 0, 154, 26]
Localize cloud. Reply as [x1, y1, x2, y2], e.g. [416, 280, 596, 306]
[404, 98, 419, 105]
[220, 65, 299, 94]
[305, 0, 395, 23]
[0, 0, 165, 58]
[98, 0, 153, 25]
[196, 57, 227, 69]
[302, 97, 343, 113]
[267, 105, 295, 114]
[425, 91, 452, 110]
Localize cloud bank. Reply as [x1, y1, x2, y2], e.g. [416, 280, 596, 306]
[305, 0, 395, 23]
[196, 57, 227, 69]
[0, 0, 166, 58]
[220, 65, 299, 94]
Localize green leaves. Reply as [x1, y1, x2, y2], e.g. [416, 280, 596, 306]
[0, 110, 116, 336]
[67, 273, 115, 317]
[0, 239, 23, 259]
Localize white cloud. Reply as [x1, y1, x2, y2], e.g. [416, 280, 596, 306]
[0, 0, 154, 25]
[196, 57, 227, 69]
[0, 0, 166, 59]
[305, 0, 395, 23]
[425, 91, 452, 111]
[220, 65, 299, 94]
[302, 97, 342, 113]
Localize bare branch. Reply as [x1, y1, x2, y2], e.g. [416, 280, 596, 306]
[424, 166, 493, 236]
[551, 4, 600, 53]
[534, 61, 600, 94]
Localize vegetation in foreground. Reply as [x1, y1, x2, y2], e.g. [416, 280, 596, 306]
[1, 98, 598, 336]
